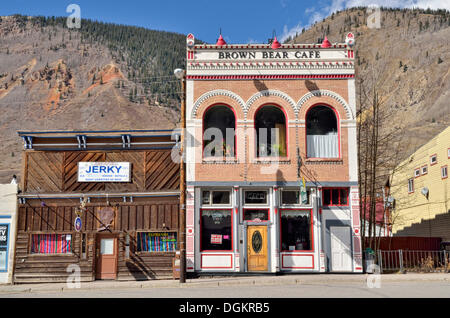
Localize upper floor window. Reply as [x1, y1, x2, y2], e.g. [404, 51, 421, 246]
[255, 105, 287, 157]
[442, 165, 448, 179]
[408, 178, 414, 193]
[414, 168, 420, 178]
[430, 154, 437, 166]
[421, 165, 428, 175]
[203, 105, 235, 158]
[306, 105, 339, 158]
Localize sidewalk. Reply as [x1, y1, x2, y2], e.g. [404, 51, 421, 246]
[0, 273, 448, 294]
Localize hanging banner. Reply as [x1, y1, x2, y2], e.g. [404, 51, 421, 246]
[78, 162, 131, 182]
[300, 177, 308, 204]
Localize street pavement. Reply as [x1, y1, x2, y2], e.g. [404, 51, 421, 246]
[0, 273, 448, 298]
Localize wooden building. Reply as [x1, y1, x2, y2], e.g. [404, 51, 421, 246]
[14, 130, 180, 283]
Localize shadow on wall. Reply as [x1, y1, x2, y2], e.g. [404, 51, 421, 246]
[253, 79, 268, 92]
[276, 169, 286, 186]
[305, 80, 319, 92]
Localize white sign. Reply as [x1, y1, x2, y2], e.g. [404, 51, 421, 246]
[78, 162, 131, 182]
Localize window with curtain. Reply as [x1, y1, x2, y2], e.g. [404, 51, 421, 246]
[280, 210, 312, 251]
[30, 234, 72, 254]
[306, 105, 339, 158]
[203, 105, 236, 158]
[255, 105, 287, 157]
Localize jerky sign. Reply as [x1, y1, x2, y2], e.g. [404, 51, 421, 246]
[78, 162, 131, 182]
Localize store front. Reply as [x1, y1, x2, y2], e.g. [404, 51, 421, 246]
[14, 130, 181, 283]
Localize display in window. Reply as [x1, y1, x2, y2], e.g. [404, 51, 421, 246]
[137, 232, 177, 252]
[201, 209, 232, 251]
[281, 210, 312, 251]
[322, 188, 349, 206]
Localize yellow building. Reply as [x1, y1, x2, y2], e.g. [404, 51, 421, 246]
[390, 126, 450, 241]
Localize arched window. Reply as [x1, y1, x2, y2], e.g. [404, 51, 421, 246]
[306, 105, 339, 158]
[203, 105, 235, 158]
[255, 105, 287, 157]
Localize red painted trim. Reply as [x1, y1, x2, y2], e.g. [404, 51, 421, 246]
[200, 254, 233, 269]
[202, 103, 237, 160]
[253, 103, 289, 159]
[279, 209, 314, 252]
[199, 208, 233, 252]
[442, 165, 448, 179]
[305, 103, 341, 159]
[281, 254, 315, 269]
[186, 74, 354, 80]
[430, 153, 438, 166]
[448, 148, 450, 159]
[321, 188, 349, 206]
[243, 208, 270, 222]
[192, 44, 347, 50]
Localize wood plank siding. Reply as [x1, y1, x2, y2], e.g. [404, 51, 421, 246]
[23, 150, 179, 193]
[15, 199, 179, 283]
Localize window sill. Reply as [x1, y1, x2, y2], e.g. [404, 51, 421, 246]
[305, 158, 343, 164]
[202, 158, 238, 164]
[253, 157, 291, 164]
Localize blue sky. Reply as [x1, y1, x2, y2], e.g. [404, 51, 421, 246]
[1, 0, 449, 43]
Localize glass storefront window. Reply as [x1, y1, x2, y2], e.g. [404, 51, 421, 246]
[201, 209, 232, 251]
[280, 210, 312, 251]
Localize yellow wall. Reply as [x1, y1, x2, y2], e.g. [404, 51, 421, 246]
[390, 126, 450, 234]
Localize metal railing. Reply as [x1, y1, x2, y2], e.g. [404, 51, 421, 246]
[375, 250, 449, 273]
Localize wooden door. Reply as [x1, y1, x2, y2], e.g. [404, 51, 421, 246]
[95, 234, 118, 280]
[247, 226, 268, 272]
[330, 226, 352, 272]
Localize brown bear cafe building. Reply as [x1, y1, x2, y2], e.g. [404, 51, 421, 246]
[184, 33, 362, 274]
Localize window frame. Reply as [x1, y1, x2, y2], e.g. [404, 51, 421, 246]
[408, 178, 414, 194]
[414, 168, 421, 178]
[321, 188, 349, 207]
[430, 154, 437, 166]
[253, 103, 289, 159]
[280, 189, 312, 207]
[201, 189, 232, 207]
[29, 232, 74, 255]
[200, 208, 233, 252]
[202, 103, 237, 160]
[305, 103, 341, 160]
[442, 165, 448, 179]
[279, 209, 314, 252]
[421, 165, 428, 176]
[135, 230, 178, 254]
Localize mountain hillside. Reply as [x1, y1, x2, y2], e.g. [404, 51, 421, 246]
[289, 7, 450, 160]
[0, 15, 188, 183]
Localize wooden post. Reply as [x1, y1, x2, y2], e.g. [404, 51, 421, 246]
[179, 76, 186, 283]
